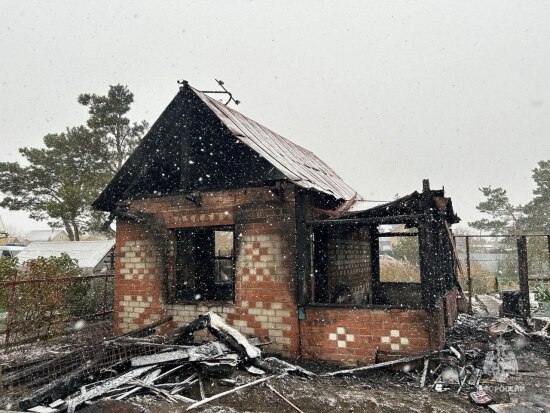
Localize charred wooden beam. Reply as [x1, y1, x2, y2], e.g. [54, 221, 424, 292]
[120, 316, 173, 338]
[306, 214, 419, 227]
[186, 375, 275, 411]
[323, 350, 447, 377]
[378, 231, 418, 237]
[65, 366, 157, 413]
[295, 188, 310, 306]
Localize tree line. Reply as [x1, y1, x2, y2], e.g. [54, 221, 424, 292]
[469, 161, 550, 235]
[0, 85, 147, 240]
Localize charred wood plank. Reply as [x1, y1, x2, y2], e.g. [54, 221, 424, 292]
[167, 312, 261, 360]
[186, 375, 275, 411]
[121, 316, 173, 338]
[131, 341, 225, 367]
[19, 363, 94, 410]
[65, 366, 156, 413]
[323, 351, 447, 377]
[265, 383, 304, 413]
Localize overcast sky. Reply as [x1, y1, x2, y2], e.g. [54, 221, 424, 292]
[1, 1, 549, 235]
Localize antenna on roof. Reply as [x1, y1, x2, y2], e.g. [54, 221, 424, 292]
[201, 79, 241, 106]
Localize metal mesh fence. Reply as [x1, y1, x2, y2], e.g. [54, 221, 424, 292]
[455, 235, 550, 295]
[0, 272, 114, 351]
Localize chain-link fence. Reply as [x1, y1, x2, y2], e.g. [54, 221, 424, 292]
[454, 235, 550, 309]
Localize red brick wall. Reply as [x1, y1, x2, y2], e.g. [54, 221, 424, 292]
[113, 185, 454, 362]
[300, 307, 431, 364]
[113, 185, 299, 357]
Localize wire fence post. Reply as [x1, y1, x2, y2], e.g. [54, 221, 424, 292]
[517, 235, 530, 319]
[103, 272, 110, 320]
[4, 270, 17, 348]
[465, 236, 473, 314]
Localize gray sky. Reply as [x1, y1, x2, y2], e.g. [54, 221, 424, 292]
[1, 1, 549, 235]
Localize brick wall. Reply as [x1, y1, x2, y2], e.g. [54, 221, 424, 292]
[114, 220, 167, 332]
[326, 227, 371, 304]
[113, 185, 454, 362]
[113, 185, 299, 357]
[300, 307, 431, 364]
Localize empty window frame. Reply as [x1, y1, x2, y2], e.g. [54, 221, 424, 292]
[378, 226, 421, 283]
[311, 227, 372, 305]
[175, 227, 235, 302]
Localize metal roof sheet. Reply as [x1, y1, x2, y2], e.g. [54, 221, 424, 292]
[16, 240, 115, 270]
[192, 87, 359, 200]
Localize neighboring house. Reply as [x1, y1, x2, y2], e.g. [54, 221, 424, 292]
[24, 230, 70, 244]
[93, 82, 460, 364]
[16, 240, 115, 274]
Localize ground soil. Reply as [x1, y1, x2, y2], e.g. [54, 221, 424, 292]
[133, 370, 483, 413]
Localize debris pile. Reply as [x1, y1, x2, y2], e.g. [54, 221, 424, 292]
[1, 313, 313, 412]
[318, 312, 548, 412]
[2, 312, 548, 412]
[429, 314, 547, 411]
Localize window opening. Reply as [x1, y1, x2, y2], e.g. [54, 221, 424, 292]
[175, 227, 234, 301]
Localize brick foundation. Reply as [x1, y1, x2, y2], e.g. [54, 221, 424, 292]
[300, 307, 432, 364]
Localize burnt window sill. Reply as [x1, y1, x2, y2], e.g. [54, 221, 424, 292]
[306, 302, 423, 310]
[170, 300, 235, 307]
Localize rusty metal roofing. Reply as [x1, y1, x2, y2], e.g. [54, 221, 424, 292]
[191, 87, 358, 200]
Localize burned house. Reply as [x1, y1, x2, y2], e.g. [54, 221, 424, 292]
[93, 82, 461, 364]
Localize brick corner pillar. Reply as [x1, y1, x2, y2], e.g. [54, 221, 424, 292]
[112, 219, 168, 333]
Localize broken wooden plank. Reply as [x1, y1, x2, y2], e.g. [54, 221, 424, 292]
[198, 374, 206, 400]
[19, 362, 95, 410]
[167, 314, 210, 344]
[131, 350, 190, 367]
[131, 341, 225, 367]
[168, 312, 261, 360]
[27, 407, 58, 413]
[170, 373, 199, 395]
[265, 383, 304, 413]
[419, 358, 429, 387]
[207, 312, 261, 359]
[127, 380, 180, 403]
[65, 366, 156, 413]
[114, 368, 162, 400]
[254, 357, 315, 377]
[120, 316, 174, 338]
[324, 351, 446, 377]
[186, 376, 275, 410]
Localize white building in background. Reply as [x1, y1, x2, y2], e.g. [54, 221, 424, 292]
[24, 230, 69, 244]
[16, 240, 115, 274]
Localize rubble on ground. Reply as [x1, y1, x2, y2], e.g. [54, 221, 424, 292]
[1, 311, 548, 412]
[1, 313, 313, 412]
